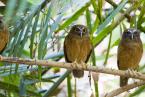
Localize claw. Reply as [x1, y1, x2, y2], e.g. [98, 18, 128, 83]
[74, 60, 78, 64]
[72, 60, 87, 69]
[72, 60, 79, 68]
[127, 69, 136, 77]
[80, 61, 87, 69]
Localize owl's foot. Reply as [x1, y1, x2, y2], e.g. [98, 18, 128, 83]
[126, 69, 142, 85]
[72, 60, 79, 69]
[126, 69, 140, 77]
[80, 61, 87, 69]
[72, 61, 87, 69]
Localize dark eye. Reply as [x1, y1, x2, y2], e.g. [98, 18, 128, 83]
[0, 20, 3, 28]
[124, 31, 131, 38]
[0, 20, 2, 24]
[75, 27, 80, 32]
[134, 31, 138, 35]
[126, 31, 131, 34]
[83, 28, 87, 33]
[134, 31, 140, 37]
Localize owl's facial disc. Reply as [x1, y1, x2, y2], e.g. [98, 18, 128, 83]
[124, 28, 140, 40]
[71, 25, 88, 38]
[127, 29, 136, 40]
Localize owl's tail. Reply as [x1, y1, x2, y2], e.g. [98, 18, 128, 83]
[120, 76, 128, 87]
[73, 70, 84, 78]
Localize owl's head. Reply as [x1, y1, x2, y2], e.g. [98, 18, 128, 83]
[70, 25, 89, 37]
[122, 28, 141, 41]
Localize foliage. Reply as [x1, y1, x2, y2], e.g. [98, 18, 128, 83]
[0, 0, 145, 97]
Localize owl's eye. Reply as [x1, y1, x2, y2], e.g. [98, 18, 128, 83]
[124, 31, 131, 38]
[83, 28, 87, 33]
[75, 27, 80, 32]
[134, 31, 138, 35]
[0, 20, 3, 28]
[126, 31, 131, 34]
[0, 20, 2, 24]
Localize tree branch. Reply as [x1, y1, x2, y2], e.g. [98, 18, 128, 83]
[0, 55, 145, 81]
[105, 81, 145, 97]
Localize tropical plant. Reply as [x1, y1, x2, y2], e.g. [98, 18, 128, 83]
[0, 0, 145, 97]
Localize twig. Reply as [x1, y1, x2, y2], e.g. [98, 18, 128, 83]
[105, 81, 145, 97]
[0, 55, 145, 81]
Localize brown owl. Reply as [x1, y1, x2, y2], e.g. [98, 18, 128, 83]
[64, 25, 93, 78]
[117, 28, 143, 87]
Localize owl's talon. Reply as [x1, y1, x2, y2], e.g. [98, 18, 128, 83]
[81, 61, 87, 69]
[73, 60, 78, 65]
[72, 60, 79, 69]
[136, 72, 142, 76]
[127, 69, 137, 77]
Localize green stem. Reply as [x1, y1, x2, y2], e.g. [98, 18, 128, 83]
[74, 78, 77, 97]
[67, 74, 72, 97]
[91, 50, 99, 97]
[103, 32, 112, 65]
[94, 81, 99, 97]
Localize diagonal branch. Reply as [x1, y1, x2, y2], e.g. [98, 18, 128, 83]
[0, 55, 145, 81]
[105, 81, 145, 97]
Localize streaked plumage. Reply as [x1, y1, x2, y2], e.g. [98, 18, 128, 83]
[64, 25, 92, 78]
[117, 28, 143, 87]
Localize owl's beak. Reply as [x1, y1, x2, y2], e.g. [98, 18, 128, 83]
[131, 34, 134, 40]
[80, 31, 83, 38]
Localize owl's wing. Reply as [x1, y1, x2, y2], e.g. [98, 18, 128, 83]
[64, 36, 71, 63]
[85, 44, 93, 63]
[117, 60, 120, 68]
[0, 44, 7, 54]
[117, 45, 122, 69]
[0, 25, 9, 54]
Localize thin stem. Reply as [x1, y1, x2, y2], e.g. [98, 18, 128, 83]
[103, 32, 112, 65]
[67, 75, 72, 97]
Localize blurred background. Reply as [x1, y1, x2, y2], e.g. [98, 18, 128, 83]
[0, 0, 145, 97]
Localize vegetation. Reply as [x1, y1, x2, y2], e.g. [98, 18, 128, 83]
[0, 0, 145, 97]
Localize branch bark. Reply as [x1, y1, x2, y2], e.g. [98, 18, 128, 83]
[0, 55, 145, 81]
[105, 81, 145, 97]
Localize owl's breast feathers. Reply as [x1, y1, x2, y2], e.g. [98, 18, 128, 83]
[64, 33, 92, 63]
[117, 40, 143, 70]
[0, 26, 9, 53]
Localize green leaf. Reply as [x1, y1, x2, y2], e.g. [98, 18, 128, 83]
[86, 8, 92, 32]
[98, 0, 103, 23]
[93, 24, 114, 46]
[90, 0, 98, 15]
[92, 0, 142, 46]
[111, 38, 120, 48]
[43, 70, 71, 97]
[55, 2, 91, 33]
[5, 0, 17, 24]
[129, 85, 145, 97]
[96, 0, 128, 34]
